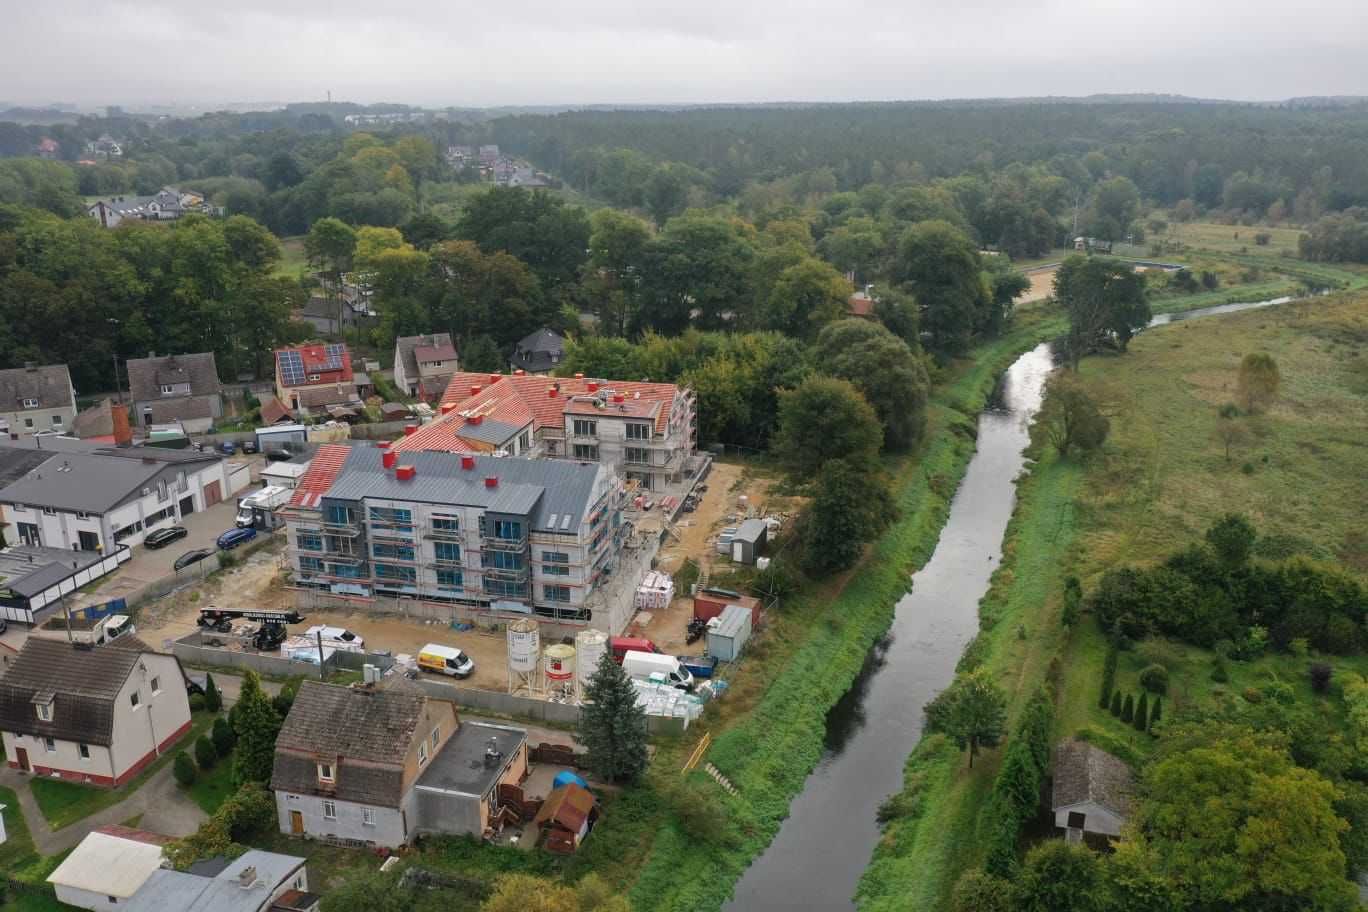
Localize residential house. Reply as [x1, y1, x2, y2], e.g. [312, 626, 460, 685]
[85, 134, 124, 159]
[391, 370, 697, 494]
[271, 681, 527, 849]
[274, 343, 359, 414]
[0, 363, 77, 437]
[508, 328, 565, 375]
[36, 137, 60, 159]
[0, 637, 192, 787]
[0, 444, 244, 552]
[282, 444, 626, 623]
[392, 333, 459, 401]
[478, 144, 500, 166]
[125, 352, 224, 433]
[86, 187, 218, 228]
[123, 851, 314, 912]
[1051, 739, 1134, 842]
[47, 824, 170, 911]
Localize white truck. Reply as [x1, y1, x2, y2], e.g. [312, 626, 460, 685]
[621, 650, 694, 691]
[235, 484, 291, 528]
[32, 613, 134, 646]
[302, 625, 365, 653]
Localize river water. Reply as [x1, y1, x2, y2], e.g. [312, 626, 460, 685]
[723, 294, 1303, 912]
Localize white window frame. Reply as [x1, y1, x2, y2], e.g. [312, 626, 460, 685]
[44, 737, 56, 753]
[159, 384, 175, 394]
[318, 762, 334, 783]
[418, 740, 429, 766]
[150, 676, 161, 695]
[322, 799, 337, 820]
[50, 414, 62, 427]
[21, 398, 38, 408]
[36, 703, 51, 721]
[431, 728, 439, 749]
[362, 807, 375, 827]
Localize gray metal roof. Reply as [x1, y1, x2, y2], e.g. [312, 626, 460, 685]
[322, 447, 607, 532]
[0, 448, 217, 513]
[122, 850, 306, 912]
[0, 546, 109, 598]
[415, 721, 526, 797]
[734, 519, 768, 543]
[453, 418, 522, 446]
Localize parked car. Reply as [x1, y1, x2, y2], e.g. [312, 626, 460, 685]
[216, 527, 257, 550]
[219, 440, 236, 455]
[174, 547, 216, 571]
[184, 673, 207, 696]
[144, 525, 188, 549]
[240, 439, 259, 454]
[265, 445, 295, 462]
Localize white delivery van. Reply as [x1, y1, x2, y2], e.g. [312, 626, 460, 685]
[621, 650, 694, 690]
[235, 485, 291, 528]
[418, 643, 476, 678]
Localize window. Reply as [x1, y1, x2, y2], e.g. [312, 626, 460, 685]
[78, 743, 90, 760]
[35, 702, 52, 721]
[431, 728, 440, 748]
[485, 579, 527, 598]
[518, 431, 530, 452]
[297, 532, 323, 551]
[299, 556, 323, 572]
[322, 800, 337, 820]
[362, 807, 375, 827]
[150, 676, 161, 694]
[325, 535, 356, 556]
[492, 519, 522, 541]
[484, 551, 522, 571]
[543, 551, 569, 563]
[626, 447, 650, 465]
[325, 504, 355, 526]
[44, 737, 56, 752]
[543, 564, 570, 576]
[159, 384, 175, 394]
[543, 584, 572, 603]
[418, 740, 429, 765]
[318, 763, 334, 782]
[572, 418, 597, 437]
[21, 398, 38, 408]
[375, 563, 417, 583]
[76, 511, 91, 520]
[572, 444, 599, 461]
[50, 415, 62, 427]
[434, 541, 460, 564]
[129, 691, 140, 709]
[108, 897, 117, 905]
[42, 507, 56, 516]
[431, 515, 460, 535]
[626, 422, 650, 440]
[368, 506, 412, 526]
[24, 418, 34, 428]
[372, 542, 415, 561]
[435, 568, 463, 590]
[308, 373, 320, 382]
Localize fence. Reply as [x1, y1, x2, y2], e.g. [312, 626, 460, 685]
[172, 631, 348, 678]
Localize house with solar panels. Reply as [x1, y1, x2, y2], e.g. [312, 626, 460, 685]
[274, 343, 362, 415]
[280, 444, 630, 630]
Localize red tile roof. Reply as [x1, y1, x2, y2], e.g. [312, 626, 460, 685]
[439, 373, 682, 433]
[847, 293, 876, 317]
[260, 398, 294, 425]
[275, 343, 354, 388]
[288, 443, 352, 508]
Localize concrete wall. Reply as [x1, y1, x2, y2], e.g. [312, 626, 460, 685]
[0, 405, 77, 437]
[54, 884, 125, 912]
[173, 633, 345, 678]
[275, 790, 406, 848]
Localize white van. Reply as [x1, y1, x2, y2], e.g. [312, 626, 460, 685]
[418, 643, 476, 678]
[621, 650, 694, 690]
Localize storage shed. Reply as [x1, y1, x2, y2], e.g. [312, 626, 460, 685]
[707, 603, 753, 662]
[693, 590, 761, 627]
[729, 519, 768, 565]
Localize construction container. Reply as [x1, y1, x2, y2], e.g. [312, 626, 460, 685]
[729, 518, 768, 565]
[707, 603, 753, 662]
[693, 590, 761, 626]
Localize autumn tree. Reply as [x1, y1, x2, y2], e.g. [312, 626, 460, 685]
[1236, 352, 1281, 413]
[924, 669, 1007, 768]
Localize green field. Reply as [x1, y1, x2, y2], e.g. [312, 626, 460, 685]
[1158, 219, 1308, 257]
[273, 236, 309, 278]
[858, 290, 1368, 908]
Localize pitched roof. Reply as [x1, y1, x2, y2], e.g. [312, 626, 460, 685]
[140, 396, 215, 424]
[287, 443, 350, 508]
[509, 328, 565, 373]
[125, 353, 221, 402]
[0, 447, 217, 513]
[275, 343, 354, 388]
[1051, 739, 1133, 818]
[0, 637, 155, 745]
[271, 681, 432, 806]
[295, 385, 358, 409]
[394, 333, 455, 380]
[260, 398, 294, 425]
[533, 782, 596, 832]
[123, 850, 307, 912]
[0, 364, 74, 412]
[46, 828, 168, 898]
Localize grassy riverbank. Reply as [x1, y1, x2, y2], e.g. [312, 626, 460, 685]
[857, 289, 1368, 909]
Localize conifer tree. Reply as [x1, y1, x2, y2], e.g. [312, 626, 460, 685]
[1134, 693, 1149, 731]
[232, 670, 282, 785]
[1149, 696, 1162, 729]
[578, 653, 649, 784]
[203, 673, 222, 713]
[1110, 691, 1122, 717]
[1121, 694, 1134, 724]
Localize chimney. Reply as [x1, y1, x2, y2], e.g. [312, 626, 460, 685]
[487, 373, 500, 385]
[461, 455, 475, 470]
[403, 424, 418, 436]
[396, 465, 416, 481]
[110, 403, 132, 447]
[613, 394, 625, 404]
[587, 381, 599, 393]
[574, 372, 584, 379]
[382, 450, 397, 469]
[469, 385, 481, 397]
[440, 403, 457, 414]
[237, 867, 258, 889]
[468, 414, 483, 425]
[547, 387, 557, 398]
[514, 369, 526, 376]
[484, 476, 498, 488]
[377, 440, 391, 450]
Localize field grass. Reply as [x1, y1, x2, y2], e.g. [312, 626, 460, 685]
[29, 712, 217, 831]
[272, 236, 308, 278]
[1158, 220, 1308, 257]
[185, 755, 236, 815]
[856, 290, 1368, 908]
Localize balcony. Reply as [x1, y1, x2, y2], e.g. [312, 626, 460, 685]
[321, 521, 361, 538]
[482, 535, 527, 553]
[423, 524, 463, 541]
[368, 526, 416, 543]
[481, 564, 530, 583]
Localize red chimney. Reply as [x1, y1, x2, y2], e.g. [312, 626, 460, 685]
[613, 393, 625, 403]
[574, 372, 584, 379]
[514, 369, 526, 376]
[396, 465, 416, 481]
[377, 440, 391, 450]
[484, 476, 498, 488]
[382, 450, 397, 469]
[587, 381, 599, 393]
[547, 387, 557, 398]
[468, 414, 484, 425]
[403, 424, 418, 436]
[461, 455, 475, 470]
[440, 403, 457, 415]
[470, 385, 481, 397]
[110, 403, 132, 447]
[487, 373, 500, 385]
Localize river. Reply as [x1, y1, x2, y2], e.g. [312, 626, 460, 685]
[723, 294, 1304, 911]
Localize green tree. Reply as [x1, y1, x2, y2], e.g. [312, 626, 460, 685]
[1121, 693, 1135, 723]
[761, 258, 852, 338]
[461, 334, 503, 373]
[891, 219, 989, 354]
[924, 669, 1008, 768]
[1016, 841, 1103, 912]
[639, 212, 755, 332]
[1150, 696, 1162, 727]
[771, 376, 882, 480]
[645, 166, 688, 226]
[1236, 352, 1281, 413]
[1134, 693, 1149, 731]
[1040, 374, 1110, 457]
[814, 319, 931, 450]
[231, 670, 282, 785]
[1111, 691, 1123, 717]
[456, 185, 590, 291]
[586, 208, 652, 336]
[304, 216, 357, 330]
[211, 716, 235, 756]
[195, 735, 218, 770]
[203, 673, 222, 713]
[951, 869, 1014, 912]
[173, 751, 197, 786]
[1086, 176, 1141, 241]
[802, 457, 891, 576]
[1100, 645, 1118, 709]
[1206, 513, 1257, 569]
[1053, 254, 1151, 368]
[578, 652, 648, 784]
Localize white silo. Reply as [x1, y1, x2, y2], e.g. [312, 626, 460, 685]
[506, 617, 541, 696]
[543, 643, 577, 702]
[575, 629, 608, 701]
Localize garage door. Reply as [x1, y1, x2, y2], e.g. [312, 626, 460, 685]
[179, 495, 195, 517]
[204, 481, 222, 507]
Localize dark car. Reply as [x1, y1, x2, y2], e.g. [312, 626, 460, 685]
[240, 439, 259, 454]
[144, 526, 188, 549]
[216, 527, 257, 550]
[174, 547, 216, 571]
[219, 440, 236, 455]
[265, 445, 295, 462]
[184, 673, 208, 696]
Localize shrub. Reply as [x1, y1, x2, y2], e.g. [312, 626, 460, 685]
[1062, 576, 1082, 627]
[1211, 657, 1229, 683]
[173, 751, 197, 786]
[1121, 694, 1134, 723]
[1149, 696, 1162, 729]
[1289, 638, 1310, 658]
[189, 693, 207, 712]
[194, 735, 217, 770]
[951, 869, 1013, 912]
[1110, 691, 1123, 717]
[1139, 664, 1169, 695]
[212, 716, 235, 755]
[1254, 231, 1272, 246]
[1310, 663, 1333, 694]
[1242, 687, 1263, 704]
[1134, 693, 1149, 731]
[1099, 645, 1118, 710]
[204, 674, 222, 713]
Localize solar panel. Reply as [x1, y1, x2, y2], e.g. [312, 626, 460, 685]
[278, 350, 306, 386]
[321, 343, 347, 372]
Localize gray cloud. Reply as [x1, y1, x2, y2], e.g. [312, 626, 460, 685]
[2, 0, 1367, 107]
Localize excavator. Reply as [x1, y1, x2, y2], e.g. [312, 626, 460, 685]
[197, 606, 305, 651]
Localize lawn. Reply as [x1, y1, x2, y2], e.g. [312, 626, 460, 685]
[185, 755, 236, 815]
[28, 712, 218, 831]
[272, 236, 309, 278]
[1157, 219, 1308, 257]
[858, 289, 1368, 908]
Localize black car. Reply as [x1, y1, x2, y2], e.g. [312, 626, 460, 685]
[145, 526, 189, 549]
[265, 446, 295, 462]
[174, 547, 216, 571]
[240, 439, 259, 454]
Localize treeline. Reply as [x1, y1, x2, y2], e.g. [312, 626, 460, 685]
[0, 206, 307, 389]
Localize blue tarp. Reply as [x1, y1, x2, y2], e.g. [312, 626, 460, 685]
[553, 770, 589, 791]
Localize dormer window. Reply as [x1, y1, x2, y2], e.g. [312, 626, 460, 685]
[34, 699, 53, 722]
[160, 384, 175, 395]
[22, 398, 38, 408]
[418, 740, 429, 766]
[318, 762, 334, 783]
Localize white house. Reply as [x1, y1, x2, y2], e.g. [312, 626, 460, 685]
[1051, 739, 1134, 841]
[47, 825, 169, 911]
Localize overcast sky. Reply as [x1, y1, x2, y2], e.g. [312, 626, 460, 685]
[4, 0, 1368, 108]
